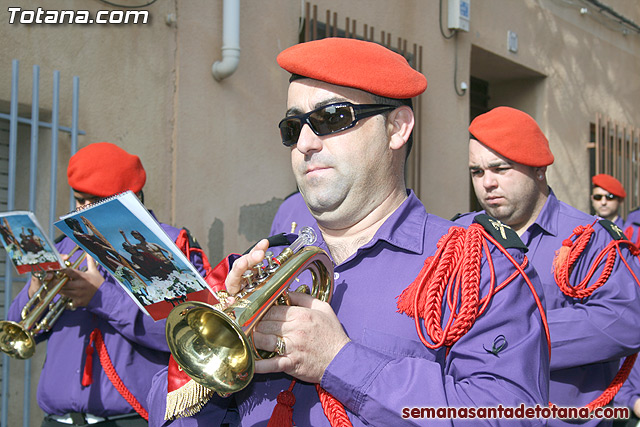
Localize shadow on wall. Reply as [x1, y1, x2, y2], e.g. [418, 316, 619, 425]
[239, 197, 285, 242]
[207, 197, 285, 265]
[208, 218, 224, 265]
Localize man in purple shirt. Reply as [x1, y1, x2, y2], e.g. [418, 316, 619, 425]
[591, 173, 626, 228]
[454, 107, 640, 427]
[7, 143, 206, 426]
[148, 38, 550, 426]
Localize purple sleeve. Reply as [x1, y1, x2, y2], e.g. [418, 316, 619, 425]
[322, 248, 549, 426]
[6, 281, 31, 323]
[86, 276, 169, 351]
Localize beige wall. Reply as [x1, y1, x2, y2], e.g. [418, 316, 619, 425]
[469, 0, 640, 213]
[1, 0, 639, 424]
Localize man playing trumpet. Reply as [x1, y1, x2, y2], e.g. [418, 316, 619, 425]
[148, 38, 550, 426]
[7, 142, 207, 427]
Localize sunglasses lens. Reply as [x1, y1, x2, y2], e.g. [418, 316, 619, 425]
[279, 118, 302, 147]
[309, 105, 355, 136]
[593, 194, 616, 201]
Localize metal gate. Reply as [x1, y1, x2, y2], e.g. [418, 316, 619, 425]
[0, 59, 83, 427]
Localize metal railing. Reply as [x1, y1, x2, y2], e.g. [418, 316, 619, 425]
[0, 59, 84, 427]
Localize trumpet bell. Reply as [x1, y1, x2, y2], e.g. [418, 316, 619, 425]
[166, 301, 254, 394]
[165, 244, 334, 395]
[0, 246, 86, 359]
[0, 320, 36, 359]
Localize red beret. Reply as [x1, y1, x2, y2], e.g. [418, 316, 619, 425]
[277, 38, 427, 99]
[592, 174, 626, 199]
[67, 142, 146, 197]
[469, 106, 554, 167]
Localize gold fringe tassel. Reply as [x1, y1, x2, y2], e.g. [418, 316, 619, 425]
[164, 379, 215, 420]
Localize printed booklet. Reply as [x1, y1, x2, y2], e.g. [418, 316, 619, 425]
[55, 191, 216, 320]
[0, 211, 64, 275]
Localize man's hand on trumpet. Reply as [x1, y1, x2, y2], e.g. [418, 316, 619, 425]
[59, 256, 104, 308]
[224, 239, 350, 384]
[28, 272, 49, 299]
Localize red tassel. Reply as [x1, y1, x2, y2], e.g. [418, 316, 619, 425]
[81, 331, 97, 387]
[267, 381, 296, 427]
[552, 241, 572, 276]
[396, 256, 434, 317]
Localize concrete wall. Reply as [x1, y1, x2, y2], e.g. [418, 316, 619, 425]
[1, 0, 639, 424]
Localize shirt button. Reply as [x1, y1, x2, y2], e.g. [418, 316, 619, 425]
[334, 272, 340, 280]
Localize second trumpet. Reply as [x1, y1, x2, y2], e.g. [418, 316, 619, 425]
[0, 246, 86, 359]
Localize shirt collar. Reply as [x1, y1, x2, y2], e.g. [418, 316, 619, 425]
[353, 189, 427, 256]
[528, 188, 560, 237]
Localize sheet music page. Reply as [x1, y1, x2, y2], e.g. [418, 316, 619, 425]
[0, 211, 64, 275]
[55, 191, 214, 320]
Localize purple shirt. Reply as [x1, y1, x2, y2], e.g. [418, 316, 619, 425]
[456, 190, 640, 427]
[148, 191, 549, 426]
[623, 208, 640, 244]
[8, 220, 205, 417]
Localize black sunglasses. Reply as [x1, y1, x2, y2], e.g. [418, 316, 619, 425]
[278, 102, 396, 147]
[592, 194, 617, 201]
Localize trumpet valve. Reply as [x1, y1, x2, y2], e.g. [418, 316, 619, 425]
[254, 263, 267, 282]
[265, 251, 278, 273]
[242, 270, 256, 291]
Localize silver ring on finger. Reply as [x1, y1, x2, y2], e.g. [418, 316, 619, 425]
[275, 335, 286, 356]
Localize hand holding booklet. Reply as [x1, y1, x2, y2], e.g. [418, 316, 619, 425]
[54, 191, 216, 320]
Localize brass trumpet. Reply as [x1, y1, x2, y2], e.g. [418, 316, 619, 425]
[165, 227, 333, 396]
[0, 246, 87, 359]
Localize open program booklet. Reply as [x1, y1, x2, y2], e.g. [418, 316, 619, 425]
[54, 191, 215, 320]
[0, 211, 64, 275]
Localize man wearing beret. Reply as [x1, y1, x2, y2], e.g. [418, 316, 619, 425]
[454, 107, 640, 427]
[148, 38, 549, 426]
[591, 173, 625, 228]
[7, 142, 207, 426]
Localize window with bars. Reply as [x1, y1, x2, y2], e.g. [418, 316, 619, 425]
[589, 115, 640, 217]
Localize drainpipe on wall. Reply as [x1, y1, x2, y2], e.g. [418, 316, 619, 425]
[212, 0, 240, 81]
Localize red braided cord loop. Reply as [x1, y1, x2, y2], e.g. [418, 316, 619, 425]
[554, 224, 640, 298]
[552, 224, 640, 410]
[554, 225, 616, 298]
[397, 224, 549, 353]
[316, 385, 353, 427]
[585, 354, 637, 412]
[89, 329, 149, 420]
